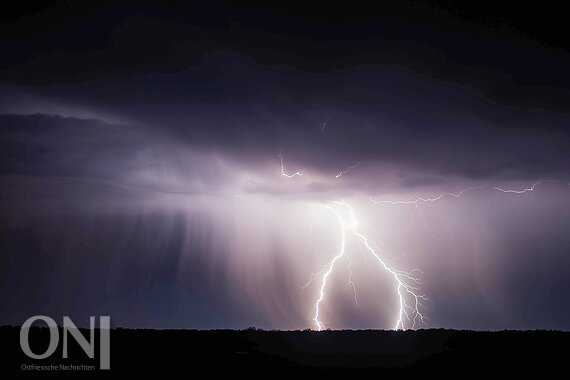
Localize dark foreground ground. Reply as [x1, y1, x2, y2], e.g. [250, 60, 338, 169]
[1, 327, 568, 376]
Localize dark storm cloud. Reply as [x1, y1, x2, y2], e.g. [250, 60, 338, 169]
[2, 1, 570, 93]
[1, 55, 568, 188]
[0, 114, 142, 178]
[1, 2, 569, 185]
[0, 115, 255, 208]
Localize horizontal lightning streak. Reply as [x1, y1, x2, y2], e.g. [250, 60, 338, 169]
[369, 187, 482, 205]
[492, 180, 543, 194]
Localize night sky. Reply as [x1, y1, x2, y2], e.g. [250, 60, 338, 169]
[1, 1, 569, 330]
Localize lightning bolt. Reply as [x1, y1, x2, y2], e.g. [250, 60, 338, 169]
[313, 201, 427, 331]
[369, 187, 482, 233]
[278, 155, 567, 331]
[369, 179, 569, 231]
[492, 180, 543, 194]
[311, 180, 568, 330]
[346, 256, 359, 306]
[335, 160, 362, 178]
[369, 187, 482, 205]
[279, 152, 304, 178]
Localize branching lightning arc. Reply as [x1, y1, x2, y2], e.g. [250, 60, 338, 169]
[311, 201, 427, 331]
[279, 156, 567, 331]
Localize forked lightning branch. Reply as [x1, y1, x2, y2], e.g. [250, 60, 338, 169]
[280, 153, 569, 330]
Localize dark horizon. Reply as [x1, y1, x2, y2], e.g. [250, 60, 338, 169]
[2, 326, 569, 375]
